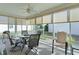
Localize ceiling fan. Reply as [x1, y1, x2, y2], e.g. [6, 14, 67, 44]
[23, 4, 35, 14]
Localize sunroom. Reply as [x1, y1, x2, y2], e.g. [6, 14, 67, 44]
[0, 3, 79, 55]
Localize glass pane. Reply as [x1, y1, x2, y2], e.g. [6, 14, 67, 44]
[9, 25, 15, 34]
[54, 23, 69, 34]
[22, 19, 26, 30]
[27, 25, 36, 34]
[48, 24, 54, 33]
[53, 11, 67, 23]
[36, 17, 42, 24]
[9, 17, 15, 34]
[17, 19, 22, 35]
[0, 16, 8, 35]
[22, 25, 26, 30]
[17, 25, 21, 35]
[71, 22, 79, 54]
[28, 25, 32, 31]
[71, 22, 79, 41]
[0, 24, 8, 34]
[43, 15, 51, 24]
[70, 8, 79, 21]
[0, 16, 8, 24]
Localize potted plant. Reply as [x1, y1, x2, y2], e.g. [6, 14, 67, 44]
[66, 35, 76, 45]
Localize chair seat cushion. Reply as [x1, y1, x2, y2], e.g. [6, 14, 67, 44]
[54, 42, 65, 49]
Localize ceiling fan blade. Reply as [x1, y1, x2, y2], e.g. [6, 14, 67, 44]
[19, 4, 37, 14]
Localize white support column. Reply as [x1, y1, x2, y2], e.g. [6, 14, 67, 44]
[42, 16, 44, 35]
[21, 19, 22, 34]
[51, 14, 55, 54]
[67, 10, 72, 55]
[43, 24, 45, 35]
[8, 17, 9, 31]
[15, 18, 17, 33]
[26, 25, 28, 30]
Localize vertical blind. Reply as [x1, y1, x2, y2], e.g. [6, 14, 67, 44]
[8, 17, 15, 25]
[43, 14, 51, 24]
[26, 19, 31, 25]
[70, 8, 79, 21]
[53, 11, 67, 23]
[17, 18, 22, 25]
[22, 19, 26, 25]
[30, 18, 36, 25]
[36, 17, 42, 24]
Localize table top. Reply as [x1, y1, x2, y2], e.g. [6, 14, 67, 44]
[13, 35, 30, 41]
[19, 35, 30, 38]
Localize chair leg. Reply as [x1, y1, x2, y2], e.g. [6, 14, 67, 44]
[3, 49, 7, 55]
[65, 42, 68, 55]
[36, 49, 39, 55]
[21, 44, 25, 52]
[52, 40, 54, 53]
[25, 48, 31, 55]
[33, 47, 38, 55]
[12, 42, 18, 48]
[71, 46, 73, 55]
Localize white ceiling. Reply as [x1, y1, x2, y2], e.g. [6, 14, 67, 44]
[0, 3, 63, 19]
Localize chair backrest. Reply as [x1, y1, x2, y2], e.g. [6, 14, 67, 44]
[3, 31, 10, 38]
[56, 32, 67, 44]
[3, 31, 14, 45]
[28, 34, 41, 49]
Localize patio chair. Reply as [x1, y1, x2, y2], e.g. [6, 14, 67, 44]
[3, 31, 14, 45]
[25, 33, 41, 55]
[3, 31, 24, 52]
[20, 30, 30, 52]
[52, 32, 68, 55]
